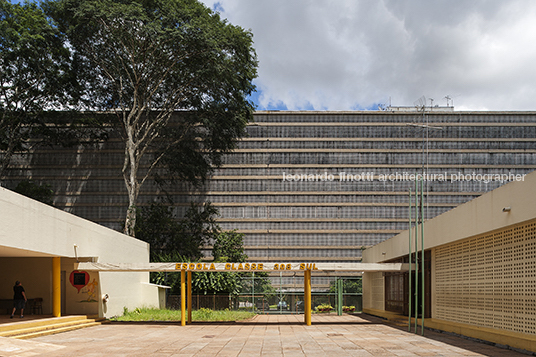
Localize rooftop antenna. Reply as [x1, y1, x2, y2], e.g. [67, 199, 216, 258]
[444, 95, 452, 107]
[408, 95, 441, 336]
[379, 96, 393, 111]
[407, 96, 443, 219]
[414, 96, 426, 110]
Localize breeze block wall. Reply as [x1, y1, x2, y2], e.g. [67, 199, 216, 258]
[434, 218, 536, 335]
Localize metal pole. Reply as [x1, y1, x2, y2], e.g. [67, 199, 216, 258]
[305, 270, 312, 326]
[337, 277, 342, 316]
[280, 272, 283, 313]
[304, 272, 307, 324]
[187, 271, 192, 324]
[414, 178, 419, 333]
[252, 272, 255, 313]
[52, 257, 61, 317]
[181, 270, 186, 326]
[421, 178, 425, 335]
[408, 189, 412, 332]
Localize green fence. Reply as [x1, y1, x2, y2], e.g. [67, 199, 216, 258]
[167, 276, 362, 314]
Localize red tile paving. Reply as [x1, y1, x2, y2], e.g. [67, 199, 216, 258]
[0, 313, 532, 356]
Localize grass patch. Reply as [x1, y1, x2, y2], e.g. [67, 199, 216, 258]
[111, 307, 256, 322]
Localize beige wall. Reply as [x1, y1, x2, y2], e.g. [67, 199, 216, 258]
[0, 187, 161, 317]
[0, 187, 150, 261]
[361, 170, 536, 338]
[362, 272, 384, 311]
[434, 218, 536, 335]
[363, 171, 536, 265]
[0, 258, 56, 313]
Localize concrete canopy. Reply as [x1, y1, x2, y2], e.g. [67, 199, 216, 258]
[76, 261, 408, 273]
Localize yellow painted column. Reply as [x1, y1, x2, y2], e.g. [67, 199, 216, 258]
[187, 271, 192, 324]
[303, 271, 307, 324]
[181, 270, 186, 326]
[52, 257, 61, 317]
[304, 270, 311, 326]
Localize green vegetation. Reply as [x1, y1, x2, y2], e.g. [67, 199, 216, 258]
[112, 307, 255, 322]
[135, 202, 220, 261]
[0, 0, 108, 180]
[2, 0, 257, 235]
[328, 278, 362, 294]
[315, 303, 333, 312]
[47, 0, 258, 236]
[212, 230, 248, 263]
[13, 181, 54, 206]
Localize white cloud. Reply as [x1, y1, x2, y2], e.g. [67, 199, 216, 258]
[203, 0, 536, 110]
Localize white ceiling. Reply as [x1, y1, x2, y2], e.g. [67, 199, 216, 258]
[0, 245, 55, 258]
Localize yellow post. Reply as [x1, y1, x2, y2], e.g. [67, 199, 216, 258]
[52, 257, 61, 317]
[187, 271, 192, 324]
[304, 271, 307, 324]
[181, 270, 186, 326]
[304, 270, 311, 326]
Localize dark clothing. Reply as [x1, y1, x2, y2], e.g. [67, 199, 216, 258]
[11, 283, 26, 317]
[13, 299, 25, 310]
[13, 285, 25, 300]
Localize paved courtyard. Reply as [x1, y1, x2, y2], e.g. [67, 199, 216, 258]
[0, 314, 531, 356]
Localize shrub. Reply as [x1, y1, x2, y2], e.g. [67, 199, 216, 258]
[315, 304, 333, 312]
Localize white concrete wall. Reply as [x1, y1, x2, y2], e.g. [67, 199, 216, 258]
[140, 283, 167, 309]
[0, 187, 160, 317]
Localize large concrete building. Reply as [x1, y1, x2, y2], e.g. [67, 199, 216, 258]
[2, 109, 536, 267]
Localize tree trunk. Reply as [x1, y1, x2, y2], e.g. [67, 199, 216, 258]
[123, 125, 139, 237]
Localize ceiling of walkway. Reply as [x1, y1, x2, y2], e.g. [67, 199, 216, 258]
[0, 245, 53, 257]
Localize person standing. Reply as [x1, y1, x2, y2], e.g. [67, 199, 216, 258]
[11, 281, 27, 318]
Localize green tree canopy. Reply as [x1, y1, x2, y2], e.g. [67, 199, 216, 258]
[212, 230, 248, 263]
[13, 180, 54, 206]
[141, 208, 250, 295]
[135, 202, 220, 261]
[191, 230, 247, 295]
[0, 0, 75, 178]
[46, 0, 258, 236]
[329, 278, 362, 294]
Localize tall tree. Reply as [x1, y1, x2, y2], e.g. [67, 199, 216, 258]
[13, 180, 54, 205]
[0, 0, 71, 178]
[191, 230, 247, 295]
[212, 230, 248, 263]
[135, 201, 221, 261]
[47, 0, 257, 236]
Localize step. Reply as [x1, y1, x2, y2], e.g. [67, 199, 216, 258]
[14, 321, 106, 339]
[0, 315, 91, 333]
[0, 316, 107, 339]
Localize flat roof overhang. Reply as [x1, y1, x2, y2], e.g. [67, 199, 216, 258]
[76, 262, 408, 273]
[0, 245, 57, 258]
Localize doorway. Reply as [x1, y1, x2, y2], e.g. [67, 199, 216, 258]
[384, 250, 431, 318]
